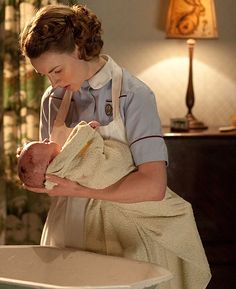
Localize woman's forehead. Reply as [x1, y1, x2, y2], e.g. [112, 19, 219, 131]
[30, 51, 69, 74]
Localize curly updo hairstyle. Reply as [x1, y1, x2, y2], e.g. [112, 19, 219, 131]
[20, 4, 103, 61]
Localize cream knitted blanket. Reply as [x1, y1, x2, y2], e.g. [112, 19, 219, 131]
[84, 189, 211, 289]
[45, 121, 136, 189]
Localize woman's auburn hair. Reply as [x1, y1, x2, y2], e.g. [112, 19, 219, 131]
[20, 4, 104, 60]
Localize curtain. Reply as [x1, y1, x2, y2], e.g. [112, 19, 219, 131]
[0, 0, 59, 245]
[0, 0, 5, 244]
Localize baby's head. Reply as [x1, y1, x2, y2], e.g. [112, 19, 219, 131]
[17, 140, 61, 188]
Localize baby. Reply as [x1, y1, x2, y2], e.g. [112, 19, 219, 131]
[17, 139, 61, 188]
[17, 121, 135, 189]
[17, 121, 100, 188]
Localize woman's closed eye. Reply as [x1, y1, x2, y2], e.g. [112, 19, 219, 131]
[54, 69, 62, 74]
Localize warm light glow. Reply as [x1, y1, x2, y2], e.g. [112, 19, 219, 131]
[166, 0, 218, 39]
[137, 57, 236, 127]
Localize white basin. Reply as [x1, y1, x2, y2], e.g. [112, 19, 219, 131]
[0, 245, 172, 289]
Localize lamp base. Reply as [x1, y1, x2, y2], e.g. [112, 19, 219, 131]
[186, 113, 208, 130]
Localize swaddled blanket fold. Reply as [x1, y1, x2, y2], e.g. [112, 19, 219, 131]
[45, 121, 136, 189]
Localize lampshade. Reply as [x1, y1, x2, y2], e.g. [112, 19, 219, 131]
[166, 0, 218, 39]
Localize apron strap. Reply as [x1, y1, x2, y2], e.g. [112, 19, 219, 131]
[111, 61, 123, 120]
[53, 89, 73, 126]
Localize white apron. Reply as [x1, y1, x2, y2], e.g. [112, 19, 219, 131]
[40, 58, 125, 249]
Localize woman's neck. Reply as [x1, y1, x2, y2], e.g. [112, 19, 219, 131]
[87, 56, 107, 80]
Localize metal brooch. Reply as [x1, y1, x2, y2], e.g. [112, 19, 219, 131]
[105, 103, 113, 116]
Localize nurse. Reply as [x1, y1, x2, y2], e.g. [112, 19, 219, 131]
[19, 3, 211, 289]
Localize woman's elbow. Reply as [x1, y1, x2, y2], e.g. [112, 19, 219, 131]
[146, 175, 167, 201]
[138, 161, 167, 202]
[151, 169, 167, 201]
[151, 183, 166, 201]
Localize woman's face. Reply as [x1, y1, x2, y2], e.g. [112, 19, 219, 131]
[30, 49, 89, 91]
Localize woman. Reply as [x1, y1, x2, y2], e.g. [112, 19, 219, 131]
[19, 4, 211, 289]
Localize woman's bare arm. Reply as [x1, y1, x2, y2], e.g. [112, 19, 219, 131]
[24, 161, 167, 203]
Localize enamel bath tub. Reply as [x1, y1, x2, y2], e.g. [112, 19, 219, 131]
[0, 245, 172, 289]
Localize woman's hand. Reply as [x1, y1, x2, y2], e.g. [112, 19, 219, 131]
[46, 174, 85, 197]
[23, 175, 85, 197]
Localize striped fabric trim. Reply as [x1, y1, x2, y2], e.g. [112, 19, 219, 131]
[130, 135, 163, 147]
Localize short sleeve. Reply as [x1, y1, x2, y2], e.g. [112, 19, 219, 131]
[124, 83, 168, 166]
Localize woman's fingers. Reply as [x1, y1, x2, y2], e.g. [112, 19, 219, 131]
[23, 184, 48, 194]
[46, 174, 65, 183]
[23, 175, 82, 197]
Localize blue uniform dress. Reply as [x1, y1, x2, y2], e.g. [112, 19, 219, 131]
[40, 55, 168, 166]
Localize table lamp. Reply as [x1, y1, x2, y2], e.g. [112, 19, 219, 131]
[166, 0, 218, 130]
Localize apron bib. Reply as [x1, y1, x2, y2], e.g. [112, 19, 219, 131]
[40, 58, 126, 249]
[49, 89, 73, 148]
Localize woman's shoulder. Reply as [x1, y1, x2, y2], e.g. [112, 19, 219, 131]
[122, 69, 153, 94]
[121, 69, 155, 101]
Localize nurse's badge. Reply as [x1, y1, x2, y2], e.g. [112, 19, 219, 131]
[105, 103, 113, 116]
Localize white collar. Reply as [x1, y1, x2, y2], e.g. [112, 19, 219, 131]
[88, 55, 113, 89]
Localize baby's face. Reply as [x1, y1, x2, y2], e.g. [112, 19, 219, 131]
[17, 140, 61, 188]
